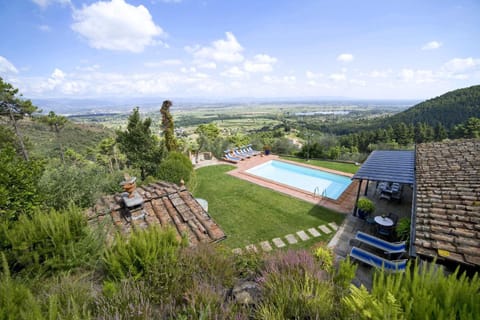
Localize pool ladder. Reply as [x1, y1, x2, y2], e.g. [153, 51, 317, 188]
[313, 187, 327, 198]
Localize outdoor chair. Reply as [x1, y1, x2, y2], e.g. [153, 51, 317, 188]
[246, 144, 261, 156]
[349, 246, 407, 272]
[354, 231, 406, 256]
[387, 212, 399, 225]
[376, 224, 395, 240]
[234, 148, 250, 158]
[224, 153, 242, 163]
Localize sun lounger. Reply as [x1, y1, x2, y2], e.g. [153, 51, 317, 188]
[354, 231, 406, 255]
[234, 148, 250, 158]
[349, 246, 407, 272]
[224, 153, 243, 163]
[246, 144, 261, 156]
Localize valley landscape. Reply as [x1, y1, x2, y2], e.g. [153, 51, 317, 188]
[1, 0, 479, 319]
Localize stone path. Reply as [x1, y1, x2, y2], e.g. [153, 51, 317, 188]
[234, 222, 337, 254]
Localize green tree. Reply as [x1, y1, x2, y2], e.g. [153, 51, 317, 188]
[116, 107, 164, 180]
[39, 111, 68, 162]
[0, 77, 38, 161]
[0, 147, 44, 221]
[157, 151, 194, 185]
[195, 123, 220, 161]
[160, 100, 177, 152]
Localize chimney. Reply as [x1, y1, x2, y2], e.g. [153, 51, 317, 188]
[120, 173, 144, 220]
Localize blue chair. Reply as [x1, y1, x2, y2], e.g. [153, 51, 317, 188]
[223, 153, 242, 163]
[349, 246, 407, 272]
[354, 231, 406, 255]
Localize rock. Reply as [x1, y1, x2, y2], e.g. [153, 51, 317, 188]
[231, 281, 261, 305]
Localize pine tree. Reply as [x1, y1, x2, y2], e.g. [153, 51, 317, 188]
[0, 78, 38, 161]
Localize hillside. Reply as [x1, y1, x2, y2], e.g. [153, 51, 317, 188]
[384, 85, 480, 129]
[19, 118, 114, 159]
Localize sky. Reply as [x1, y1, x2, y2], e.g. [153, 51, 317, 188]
[0, 0, 479, 101]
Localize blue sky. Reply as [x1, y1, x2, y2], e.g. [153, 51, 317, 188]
[0, 0, 479, 100]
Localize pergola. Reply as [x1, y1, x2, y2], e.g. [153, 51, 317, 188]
[351, 150, 415, 214]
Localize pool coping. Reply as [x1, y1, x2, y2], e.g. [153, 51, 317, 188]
[227, 155, 359, 214]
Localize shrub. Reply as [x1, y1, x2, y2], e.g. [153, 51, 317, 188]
[257, 250, 335, 319]
[0, 254, 43, 320]
[96, 279, 157, 320]
[1, 206, 105, 275]
[40, 161, 123, 210]
[157, 151, 194, 185]
[343, 260, 480, 319]
[314, 246, 334, 273]
[357, 196, 375, 214]
[103, 226, 182, 282]
[395, 217, 411, 242]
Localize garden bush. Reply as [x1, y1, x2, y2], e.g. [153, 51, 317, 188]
[1, 206, 104, 275]
[157, 151, 194, 185]
[343, 260, 480, 319]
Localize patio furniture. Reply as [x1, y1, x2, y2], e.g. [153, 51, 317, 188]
[349, 246, 407, 272]
[223, 153, 242, 163]
[354, 231, 406, 255]
[234, 148, 250, 158]
[374, 216, 394, 227]
[246, 144, 261, 156]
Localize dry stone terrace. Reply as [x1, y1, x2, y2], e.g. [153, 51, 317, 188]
[86, 181, 226, 246]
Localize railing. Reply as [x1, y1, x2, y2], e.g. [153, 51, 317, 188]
[313, 187, 327, 198]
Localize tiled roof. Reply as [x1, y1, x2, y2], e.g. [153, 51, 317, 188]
[415, 139, 480, 267]
[86, 181, 226, 245]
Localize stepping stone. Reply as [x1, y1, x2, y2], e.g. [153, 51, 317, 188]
[307, 227, 321, 237]
[260, 240, 273, 252]
[245, 244, 258, 253]
[319, 225, 332, 234]
[328, 222, 339, 231]
[285, 234, 298, 244]
[296, 230, 310, 241]
[272, 237, 286, 248]
[232, 248, 243, 255]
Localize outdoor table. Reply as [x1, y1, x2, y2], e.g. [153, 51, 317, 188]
[374, 216, 394, 227]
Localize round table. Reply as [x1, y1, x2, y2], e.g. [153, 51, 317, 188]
[374, 216, 394, 227]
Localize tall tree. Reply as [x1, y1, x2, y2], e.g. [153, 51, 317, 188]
[116, 107, 163, 180]
[160, 100, 177, 152]
[39, 111, 68, 162]
[195, 123, 220, 162]
[0, 78, 38, 161]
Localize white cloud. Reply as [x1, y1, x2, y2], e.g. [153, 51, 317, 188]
[367, 69, 391, 78]
[31, 0, 70, 8]
[144, 59, 182, 68]
[190, 32, 244, 63]
[38, 24, 52, 32]
[71, 0, 164, 53]
[262, 75, 296, 84]
[196, 62, 217, 69]
[337, 53, 354, 63]
[349, 79, 366, 86]
[244, 54, 277, 73]
[442, 57, 480, 73]
[398, 68, 436, 83]
[422, 41, 442, 50]
[305, 71, 323, 79]
[329, 73, 346, 81]
[221, 66, 246, 78]
[0, 56, 19, 74]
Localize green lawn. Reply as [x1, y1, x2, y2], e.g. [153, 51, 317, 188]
[280, 156, 360, 174]
[194, 165, 345, 249]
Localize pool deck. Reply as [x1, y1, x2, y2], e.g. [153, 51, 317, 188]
[226, 154, 361, 214]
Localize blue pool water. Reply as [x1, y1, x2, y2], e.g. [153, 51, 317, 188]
[245, 160, 352, 200]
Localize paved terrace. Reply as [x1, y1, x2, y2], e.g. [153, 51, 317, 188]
[329, 181, 413, 287]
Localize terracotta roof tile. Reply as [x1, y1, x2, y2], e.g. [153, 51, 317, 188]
[415, 139, 480, 267]
[86, 181, 226, 246]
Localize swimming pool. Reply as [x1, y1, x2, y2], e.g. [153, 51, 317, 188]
[245, 160, 352, 200]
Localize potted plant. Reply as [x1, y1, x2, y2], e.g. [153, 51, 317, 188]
[356, 196, 375, 219]
[263, 145, 271, 155]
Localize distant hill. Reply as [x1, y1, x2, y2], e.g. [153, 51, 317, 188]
[383, 85, 480, 129]
[19, 119, 114, 159]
